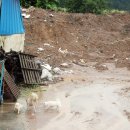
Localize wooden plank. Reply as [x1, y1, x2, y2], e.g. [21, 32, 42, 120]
[18, 53, 42, 85]
[19, 55, 27, 83]
[4, 69, 20, 99]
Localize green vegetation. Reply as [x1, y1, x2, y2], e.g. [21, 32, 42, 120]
[66, 0, 108, 14]
[102, 9, 126, 14]
[20, 85, 47, 98]
[20, 0, 130, 14]
[108, 0, 130, 11]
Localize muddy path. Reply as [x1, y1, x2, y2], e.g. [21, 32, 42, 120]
[1, 63, 130, 130]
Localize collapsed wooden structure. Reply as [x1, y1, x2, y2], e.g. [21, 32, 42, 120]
[0, 48, 41, 102]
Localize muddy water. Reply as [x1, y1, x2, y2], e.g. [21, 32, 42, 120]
[1, 63, 130, 130]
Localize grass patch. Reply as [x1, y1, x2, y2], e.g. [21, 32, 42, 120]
[102, 9, 126, 14]
[19, 85, 47, 98]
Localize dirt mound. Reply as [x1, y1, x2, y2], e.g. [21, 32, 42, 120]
[24, 8, 130, 68]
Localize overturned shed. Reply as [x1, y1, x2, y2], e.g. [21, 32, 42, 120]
[4, 50, 42, 85]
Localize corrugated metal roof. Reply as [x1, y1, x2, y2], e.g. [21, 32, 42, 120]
[0, 0, 25, 35]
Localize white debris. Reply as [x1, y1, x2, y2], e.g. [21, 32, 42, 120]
[60, 63, 69, 68]
[44, 43, 54, 48]
[115, 59, 118, 62]
[44, 43, 50, 46]
[102, 64, 107, 68]
[126, 58, 130, 60]
[80, 59, 85, 63]
[37, 48, 44, 52]
[112, 54, 116, 58]
[58, 48, 68, 54]
[22, 13, 26, 17]
[41, 69, 53, 81]
[53, 67, 61, 74]
[24, 14, 31, 19]
[49, 14, 54, 17]
[41, 64, 52, 71]
[21, 8, 27, 12]
[64, 70, 73, 74]
[22, 13, 31, 19]
[44, 19, 47, 22]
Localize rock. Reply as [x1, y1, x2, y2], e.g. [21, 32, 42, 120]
[64, 70, 73, 74]
[65, 92, 70, 98]
[53, 67, 61, 74]
[95, 63, 108, 71]
[41, 69, 53, 81]
[41, 64, 52, 71]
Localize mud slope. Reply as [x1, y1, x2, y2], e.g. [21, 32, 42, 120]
[24, 9, 130, 68]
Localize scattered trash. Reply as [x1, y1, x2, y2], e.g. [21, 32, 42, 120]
[22, 13, 26, 17]
[58, 48, 68, 54]
[49, 14, 54, 17]
[37, 48, 44, 52]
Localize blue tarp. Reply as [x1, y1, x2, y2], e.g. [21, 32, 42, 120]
[0, 0, 25, 35]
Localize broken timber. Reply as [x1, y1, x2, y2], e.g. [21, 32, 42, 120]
[4, 69, 20, 101]
[18, 53, 41, 84]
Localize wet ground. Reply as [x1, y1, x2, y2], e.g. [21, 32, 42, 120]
[1, 63, 130, 130]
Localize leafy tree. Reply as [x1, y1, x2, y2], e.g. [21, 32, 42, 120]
[66, 0, 108, 13]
